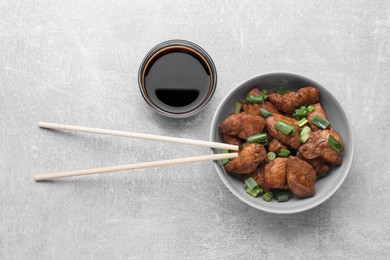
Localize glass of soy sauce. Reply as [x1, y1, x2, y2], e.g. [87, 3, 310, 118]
[138, 40, 217, 118]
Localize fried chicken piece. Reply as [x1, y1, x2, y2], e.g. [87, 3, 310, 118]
[267, 86, 320, 114]
[241, 88, 280, 117]
[268, 138, 287, 153]
[286, 156, 316, 198]
[220, 113, 266, 139]
[264, 158, 288, 190]
[297, 154, 330, 176]
[299, 129, 344, 165]
[307, 103, 330, 131]
[222, 134, 242, 151]
[266, 114, 300, 149]
[225, 143, 267, 174]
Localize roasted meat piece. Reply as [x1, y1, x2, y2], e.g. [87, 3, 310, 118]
[268, 86, 320, 114]
[264, 158, 288, 190]
[268, 138, 287, 153]
[241, 88, 280, 117]
[307, 103, 330, 131]
[299, 129, 344, 165]
[286, 156, 316, 198]
[225, 143, 267, 174]
[297, 155, 330, 176]
[245, 164, 266, 189]
[222, 134, 242, 150]
[266, 114, 300, 149]
[220, 113, 266, 139]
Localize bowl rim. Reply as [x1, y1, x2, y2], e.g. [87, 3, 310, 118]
[210, 72, 354, 214]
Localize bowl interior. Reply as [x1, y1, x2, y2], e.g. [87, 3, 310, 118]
[210, 72, 354, 214]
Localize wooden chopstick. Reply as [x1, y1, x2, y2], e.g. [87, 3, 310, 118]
[38, 122, 239, 151]
[34, 152, 238, 181]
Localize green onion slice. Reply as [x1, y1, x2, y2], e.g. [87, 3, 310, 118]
[278, 148, 291, 157]
[246, 94, 266, 104]
[262, 191, 273, 202]
[267, 152, 276, 162]
[259, 108, 273, 118]
[244, 177, 258, 191]
[293, 106, 308, 119]
[221, 149, 230, 165]
[296, 118, 308, 127]
[328, 135, 342, 153]
[274, 121, 295, 136]
[261, 89, 268, 95]
[277, 89, 291, 95]
[247, 133, 268, 144]
[245, 186, 263, 197]
[299, 126, 311, 143]
[311, 115, 329, 129]
[234, 102, 242, 113]
[307, 105, 316, 113]
[276, 193, 289, 202]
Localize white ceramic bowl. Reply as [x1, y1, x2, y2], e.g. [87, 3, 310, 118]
[210, 72, 354, 214]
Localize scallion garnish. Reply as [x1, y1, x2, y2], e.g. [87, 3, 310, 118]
[262, 191, 273, 201]
[259, 108, 273, 118]
[277, 89, 291, 95]
[307, 105, 316, 113]
[278, 148, 291, 157]
[244, 177, 263, 197]
[221, 149, 230, 165]
[311, 115, 329, 129]
[299, 126, 311, 143]
[296, 118, 308, 127]
[328, 135, 342, 153]
[274, 121, 295, 136]
[246, 94, 267, 104]
[234, 102, 242, 113]
[265, 151, 276, 162]
[247, 133, 268, 144]
[293, 106, 308, 119]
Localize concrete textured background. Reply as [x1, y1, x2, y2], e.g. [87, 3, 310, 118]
[1, 0, 390, 259]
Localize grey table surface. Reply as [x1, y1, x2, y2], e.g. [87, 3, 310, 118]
[1, 0, 390, 259]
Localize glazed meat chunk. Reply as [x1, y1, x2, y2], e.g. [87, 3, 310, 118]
[268, 86, 320, 114]
[266, 114, 300, 149]
[220, 113, 265, 139]
[241, 88, 280, 117]
[299, 129, 344, 165]
[264, 157, 288, 190]
[286, 156, 316, 198]
[222, 134, 242, 150]
[268, 138, 287, 153]
[225, 143, 267, 174]
[297, 155, 331, 176]
[307, 103, 330, 131]
[245, 164, 266, 189]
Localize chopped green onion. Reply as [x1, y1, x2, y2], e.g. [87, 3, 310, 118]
[247, 133, 268, 144]
[276, 193, 289, 202]
[296, 118, 308, 127]
[245, 177, 263, 197]
[300, 126, 311, 143]
[246, 94, 266, 104]
[328, 135, 342, 153]
[274, 121, 295, 136]
[277, 89, 291, 95]
[261, 89, 268, 95]
[244, 177, 258, 191]
[259, 108, 273, 118]
[221, 149, 230, 165]
[293, 106, 308, 119]
[234, 102, 242, 113]
[307, 105, 316, 113]
[262, 191, 273, 201]
[311, 115, 329, 129]
[266, 152, 276, 162]
[278, 148, 291, 157]
[245, 186, 263, 197]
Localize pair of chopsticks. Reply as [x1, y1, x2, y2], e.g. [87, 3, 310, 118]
[34, 122, 239, 181]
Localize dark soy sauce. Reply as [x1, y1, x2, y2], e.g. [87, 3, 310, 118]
[143, 47, 212, 114]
